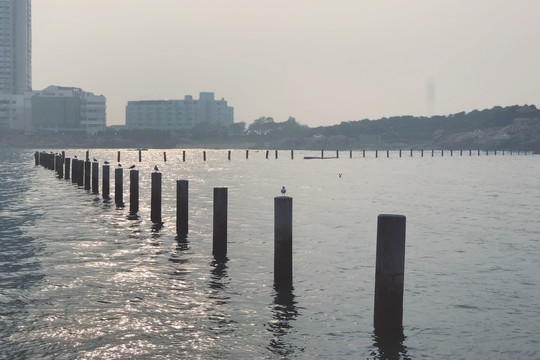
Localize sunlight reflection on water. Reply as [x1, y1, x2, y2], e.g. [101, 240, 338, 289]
[1, 149, 539, 359]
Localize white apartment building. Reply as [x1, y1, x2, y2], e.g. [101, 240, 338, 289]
[126, 92, 234, 130]
[0, 0, 32, 96]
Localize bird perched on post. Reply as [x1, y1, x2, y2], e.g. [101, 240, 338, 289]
[129, 165, 135, 169]
[74, 155, 78, 159]
[93, 158, 98, 162]
[154, 165, 159, 172]
[118, 163, 122, 167]
[104, 161, 110, 165]
[281, 186, 286, 196]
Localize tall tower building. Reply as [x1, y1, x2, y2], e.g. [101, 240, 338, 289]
[0, 0, 32, 95]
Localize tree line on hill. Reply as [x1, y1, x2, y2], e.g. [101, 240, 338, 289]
[2, 105, 539, 151]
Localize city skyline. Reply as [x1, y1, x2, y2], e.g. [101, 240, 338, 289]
[32, 1, 540, 127]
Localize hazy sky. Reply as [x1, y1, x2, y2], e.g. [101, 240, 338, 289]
[32, 1, 540, 126]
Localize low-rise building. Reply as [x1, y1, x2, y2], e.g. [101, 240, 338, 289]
[0, 85, 107, 133]
[126, 92, 234, 130]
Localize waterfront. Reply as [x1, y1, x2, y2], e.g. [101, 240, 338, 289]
[1, 149, 539, 359]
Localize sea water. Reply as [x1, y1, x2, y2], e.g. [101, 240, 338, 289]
[1, 149, 539, 359]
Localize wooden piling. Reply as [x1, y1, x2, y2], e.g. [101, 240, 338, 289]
[151, 172, 162, 223]
[275, 150, 278, 159]
[117, 151, 121, 162]
[34, 151, 39, 165]
[399, 149, 402, 158]
[387, 150, 389, 158]
[291, 150, 294, 160]
[176, 180, 188, 236]
[102, 165, 110, 199]
[86, 150, 89, 162]
[336, 150, 339, 158]
[64, 157, 70, 180]
[266, 150, 269, 159]
[274, 196, 293, 291]
[363, 149, 366, 158]
[77, 160, 84, 187]
[129, 169, 139, 215]
[246, 149, 249, 159]
[421, 149, 424, 157]
[374, 214, 406, 331]
[92, 162, 99, 194]
[71, 158, 77, 184]
[376, 150, 378, 158]
[164, 151, 167, 162]
[203, 151, 206, 161]
[139, 150, 142, 162]
[321, 149, 324, 159]
[115, 167, 123, 206]
[56, 156, 63, 178]
[183, 150, 186, 162]
[213, 187, 228, 260]
[228, 150, 231, 160]
[432, 149, 434, 157]
[350, 150, 352, 158]
[84, 161, 91, 190]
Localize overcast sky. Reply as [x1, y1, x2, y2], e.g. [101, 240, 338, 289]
[32, 1, 540, 127]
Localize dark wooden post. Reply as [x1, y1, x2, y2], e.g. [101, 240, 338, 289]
[176, 180, 188, 236]
[291, 150, 294, 159]
[213, 187, 228, 260]
[203, 151, 207, 161]
[275, 150, 278, 159]
[228, 150, 231, 160]
[336, 150, 339, 158]
[421, 149, 424, 157]
[374, 214, 406, 331]
[77, 160, 84, 187]
[117, 151, 121, 163]
[321, 149, 324, 159]
[151, 172, 162, 223]
[350, 150, 352, 158]
[376, 150, 378, 158]
[86, 150, 89, 162]
[164, 151, 167, 162]
[266, 150, 269, 159]
[84, 161, 91, 190]
[363, 149, 366, 158]
[129, 169, 139, 216]
[274, 196, 293, 291]
[183, 150, 186, 162]
[139, 149, 142, 162]
[102, 165, 110, 199]
[34, 151, 39, 165]
[387, 150, 389, 158]
[56, 156, 63, 178]
[92, 161, 99, 194]
[115, 168, 123, 206]
[399, 149, 402, 158]
[246, 149, 249, 159]
[64, 157, 70, 180]
[72, 158, 77, 184]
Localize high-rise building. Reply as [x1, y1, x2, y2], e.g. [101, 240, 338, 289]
[0, 0, 32, 95]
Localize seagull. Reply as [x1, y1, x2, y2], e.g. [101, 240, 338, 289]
[74, 155, 78, 159]
[118, 163, 122, 167]
[104, 161, 110, 165]
[281, 186, 286, 196]
[129, 165, 136, 169]
[154, 165, 159, 172]
[93, 158, 98, 162]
